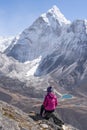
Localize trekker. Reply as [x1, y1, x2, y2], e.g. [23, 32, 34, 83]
[40, 86, 58, 119]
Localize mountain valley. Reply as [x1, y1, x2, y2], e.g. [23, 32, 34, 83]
[0, 5, 87, 130]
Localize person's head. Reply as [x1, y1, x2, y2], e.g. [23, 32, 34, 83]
[47, 86, 53, 93]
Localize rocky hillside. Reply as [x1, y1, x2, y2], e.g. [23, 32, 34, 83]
[0, 85, 86, 130]
[0, 100, 79, 130]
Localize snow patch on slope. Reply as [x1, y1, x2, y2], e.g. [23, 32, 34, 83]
[25, 56, 42, 76]
[0, 37, 14, 52]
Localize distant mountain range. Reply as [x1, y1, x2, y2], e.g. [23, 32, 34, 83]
[0, 36, 14, 52]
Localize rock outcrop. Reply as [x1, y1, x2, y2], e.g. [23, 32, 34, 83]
[0, 101, 78, 130]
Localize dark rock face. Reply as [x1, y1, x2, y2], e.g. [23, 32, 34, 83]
[36, 39, 87, 75]
[6, 43, 31, 62]
[35, 53, 64, 75]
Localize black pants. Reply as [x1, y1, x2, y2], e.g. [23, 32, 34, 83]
[40, 105, 54, 119]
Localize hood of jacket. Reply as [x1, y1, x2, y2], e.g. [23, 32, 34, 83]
[47, 92, 56, 99]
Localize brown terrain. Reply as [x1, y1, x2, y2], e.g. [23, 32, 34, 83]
[0, 82, 87, 130]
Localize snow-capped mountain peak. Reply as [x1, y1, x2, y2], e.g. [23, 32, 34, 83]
[47, 5, 71, 25]
[40, 5, 71, 26]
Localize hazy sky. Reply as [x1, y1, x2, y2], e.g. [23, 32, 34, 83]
[0, 0, 87, 36]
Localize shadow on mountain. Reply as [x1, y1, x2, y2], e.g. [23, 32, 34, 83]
[0, 91, 12, 103]
[29, 112, 43, 121]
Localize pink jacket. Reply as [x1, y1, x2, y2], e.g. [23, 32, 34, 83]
[43, 92, 58, 111]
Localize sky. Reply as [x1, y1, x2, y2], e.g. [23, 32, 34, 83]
[0, 0, 87, 37]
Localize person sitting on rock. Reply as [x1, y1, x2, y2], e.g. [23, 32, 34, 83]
[40, 86, 58, 119]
